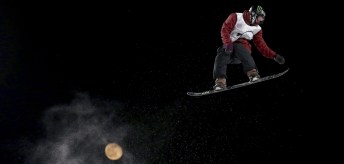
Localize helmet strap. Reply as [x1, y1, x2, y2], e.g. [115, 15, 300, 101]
[250, 13, 257, 25]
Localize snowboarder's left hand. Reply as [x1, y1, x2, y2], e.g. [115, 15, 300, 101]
[223, 43, 233, 54]
[274, 54, 285, 64]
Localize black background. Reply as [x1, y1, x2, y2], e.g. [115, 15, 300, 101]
[1, 0, 312, 163]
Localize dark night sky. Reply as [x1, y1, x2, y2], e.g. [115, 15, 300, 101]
[0, 1, 313, 164]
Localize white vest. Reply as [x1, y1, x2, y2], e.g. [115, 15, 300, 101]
[229, 13, 261, 42]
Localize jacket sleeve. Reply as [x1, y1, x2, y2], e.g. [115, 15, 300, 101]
[253, 30, 277, 59]
[221, 13, 237, 45]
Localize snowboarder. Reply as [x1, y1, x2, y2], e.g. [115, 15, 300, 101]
[213, 5, 285, 91]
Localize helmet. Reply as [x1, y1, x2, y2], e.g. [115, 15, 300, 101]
[249, 5, 266, 25]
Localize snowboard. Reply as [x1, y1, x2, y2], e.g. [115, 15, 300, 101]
[187, 68, 289, 96]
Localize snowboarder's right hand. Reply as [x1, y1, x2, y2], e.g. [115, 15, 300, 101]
[274, 54, 285, 65]
[223, 43, 233, 54]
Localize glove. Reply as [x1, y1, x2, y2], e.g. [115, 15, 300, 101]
[274, 54, 285, 64]
[223, 43, 233, 54]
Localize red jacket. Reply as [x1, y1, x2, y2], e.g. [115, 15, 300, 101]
[221, 10, 277, 59]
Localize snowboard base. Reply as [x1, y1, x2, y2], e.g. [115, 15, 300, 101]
[187, 68, 289, 96]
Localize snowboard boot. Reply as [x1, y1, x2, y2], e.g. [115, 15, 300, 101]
[213, 78, 227, 91]
[246, 69, 260, 82]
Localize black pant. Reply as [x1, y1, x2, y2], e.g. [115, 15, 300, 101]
[213, 43, 257, 79]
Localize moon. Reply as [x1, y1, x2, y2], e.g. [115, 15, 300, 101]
[105, 143, 123, 160]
